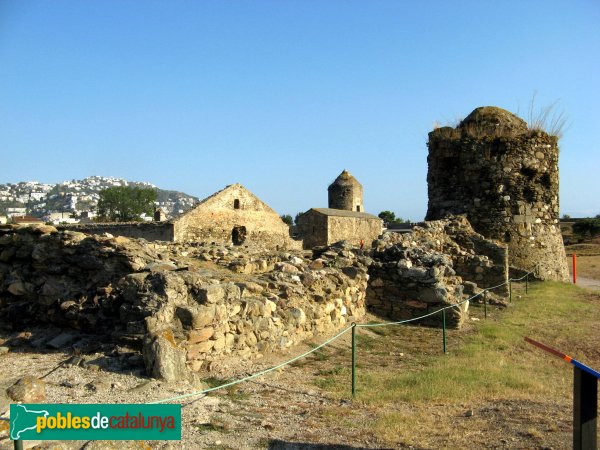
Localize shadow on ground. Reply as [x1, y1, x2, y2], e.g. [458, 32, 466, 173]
[268, 440, 398, 450]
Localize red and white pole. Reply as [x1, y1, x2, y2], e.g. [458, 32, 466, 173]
[573, 253, 577, 284]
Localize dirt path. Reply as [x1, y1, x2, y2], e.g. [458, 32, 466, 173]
[575, 276, 600, 291]
[0, 310, 577, 450]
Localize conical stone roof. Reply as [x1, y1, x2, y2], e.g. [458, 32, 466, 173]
[328, 170, 362, 191]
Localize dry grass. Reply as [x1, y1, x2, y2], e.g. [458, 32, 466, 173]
[567, 254, 600, 280]
[565, 243, 600, 256]
[566, 242, 600, 279]
[527, 94, 569, 139]
[307, 281, 600, 448]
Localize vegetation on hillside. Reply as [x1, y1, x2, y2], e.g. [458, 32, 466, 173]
[96, 186, 157, 222]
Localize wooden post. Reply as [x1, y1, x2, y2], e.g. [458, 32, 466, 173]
[573, 366, 597, 450]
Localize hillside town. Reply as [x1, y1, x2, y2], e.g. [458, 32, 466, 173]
[0, 176, 198, 225]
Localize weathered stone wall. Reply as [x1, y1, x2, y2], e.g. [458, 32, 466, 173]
[122, 245, 368, 379]
[291, 210, 329, 249]
[295, 210, 382, 250]
[434, 217, 509, 294]
[366, 216, 509, 328]
[0, 225, 161, 331]
[425, 107, 569, 281]
[173, 184, 301, 251]
[327, 215, 382, 249]
[0, 225, 366, 381]
[58, 222, 175, 241]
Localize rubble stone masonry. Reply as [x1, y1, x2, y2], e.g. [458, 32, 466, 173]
[426, 107, 569, 281]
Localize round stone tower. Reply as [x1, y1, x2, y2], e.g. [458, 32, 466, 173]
[425, 106, 569, 281]
[328, 170, 364, 212]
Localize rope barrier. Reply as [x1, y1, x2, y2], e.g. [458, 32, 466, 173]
[357, 266, 537, 329]
[148, 325, 353, 404]
[146, 265, 538, 404]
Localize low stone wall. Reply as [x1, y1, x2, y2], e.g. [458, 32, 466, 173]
[0, 225, 366, 382]
[367, 246, 467, 329]
[120, 249, 368, 379]
[0, 225, 166, 331]
[421, 217, 509, 296]
[58, 222, 175, 242]
[366, 216, 509, 328]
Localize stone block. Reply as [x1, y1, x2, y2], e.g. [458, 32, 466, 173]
[187, 341, 215, 359]
[7, 376, 46, 403]
[188, 327, 214, 344]
[197, 285, 225, 304]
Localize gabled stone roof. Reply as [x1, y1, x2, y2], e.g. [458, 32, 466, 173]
[310, 208, 380, 220]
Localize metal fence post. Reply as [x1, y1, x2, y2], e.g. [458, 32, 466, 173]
[351, 323, 356, 398]
[484, 291, 488, 319]
[14, 440, 23, 450]
[509, 280, 512, 303]
[442, 309, 447, 354]
[526, 273, 529, 294]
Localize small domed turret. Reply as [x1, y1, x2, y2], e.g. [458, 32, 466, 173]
[328, 170, 364, 212]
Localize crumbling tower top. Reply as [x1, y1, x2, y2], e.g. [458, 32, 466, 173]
[458, 106, 528, 135]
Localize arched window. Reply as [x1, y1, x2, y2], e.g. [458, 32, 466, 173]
[234, 199, 240, 209]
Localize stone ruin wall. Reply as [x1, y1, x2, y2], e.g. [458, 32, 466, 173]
[366, 216, 508, 329]
[58, 222, 175, 242]
[0, 218, 515, 380]
[134, 251, 368, 380]
[0, 225, 365, 381]
[426, 108, 569, 281]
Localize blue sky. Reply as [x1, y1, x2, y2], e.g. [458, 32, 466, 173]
[1, 1, 599, 220]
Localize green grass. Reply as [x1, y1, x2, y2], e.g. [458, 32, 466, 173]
[363, 282, 597, 404]
[314, 365, 348, 389]
[312, 282, 599, 406]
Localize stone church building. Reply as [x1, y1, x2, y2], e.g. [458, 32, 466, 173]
[173, 183, 300, 249]
[296, 170, 382, 249]
[61, 172, 381, 251]
[61, 184, 301, 250]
